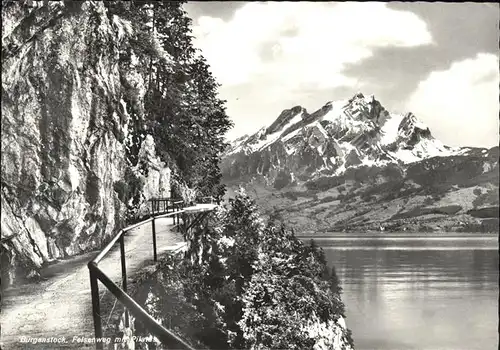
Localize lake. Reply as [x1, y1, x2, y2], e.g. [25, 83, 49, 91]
[300, 233, 499, 350]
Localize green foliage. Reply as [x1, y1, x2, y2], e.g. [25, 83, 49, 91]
[105, 0, 233, 199]
[305, 175, 343, 191]
[391, 205, 463, 220]
[457, 218, 499, 233]
[472, 188, 499, 208]
[132, 190, 352, 349]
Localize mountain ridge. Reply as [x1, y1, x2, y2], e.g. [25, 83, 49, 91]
[221, 93, 498, 234]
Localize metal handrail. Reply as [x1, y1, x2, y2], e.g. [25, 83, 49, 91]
[87, 200, 194, 350]
[91, 229, 126, 265]
[88, 262, 193, 349]
[196, 196, 221, 205]
[148, 197, 183, 201]
[148, 197, 184, 215]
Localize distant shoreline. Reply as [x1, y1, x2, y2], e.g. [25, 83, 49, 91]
[296, 233, 499, 251]
[295, 232, 499, 238]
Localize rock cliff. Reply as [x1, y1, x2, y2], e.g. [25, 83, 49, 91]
[1, 1, 170, 286]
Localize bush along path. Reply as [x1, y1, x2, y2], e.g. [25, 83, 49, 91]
[125, 190, 355, 350]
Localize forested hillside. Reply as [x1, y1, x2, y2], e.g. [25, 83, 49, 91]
[102, 0, 233, 199]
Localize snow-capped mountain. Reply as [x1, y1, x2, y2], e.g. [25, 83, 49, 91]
[222, 93, 467, 186]
[221, 93, 498, 234]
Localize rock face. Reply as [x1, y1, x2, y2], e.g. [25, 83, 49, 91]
[222, 93, 499, 234]
[1, 1, 170, 286]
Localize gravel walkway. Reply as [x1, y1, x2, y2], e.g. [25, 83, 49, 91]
[1, 217, 184, 349]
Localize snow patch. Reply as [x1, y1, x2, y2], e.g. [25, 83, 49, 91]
[483, 162, 492, 173]
[360, 157, 391, 168]
[391, 149, 422, 164]
[250, 111, 306, 152]
[252, 131, 283, 151]
[282, 127, 302, 143]
[334, 164, 347, 175]
[284, 145, 295, 155]
[413, 119, 429, 130]
[379, 113, 405, 145]
[305, 121, 328, 137]
[390, 138, 461, 164]
[284, 110, 306, 130]
[318, 100, 348, 123]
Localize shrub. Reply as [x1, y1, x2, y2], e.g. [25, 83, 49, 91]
[305, 176, 342, 191]
[472, 189, 499, 208]
[319, 195, 337, 204]
[473, 188, 482, 196]
[130, 190, 353, 349]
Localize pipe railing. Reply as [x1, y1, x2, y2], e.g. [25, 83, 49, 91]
[195, 196, 221, 205]
[87, 198, 195, 350]
[148, 197, 184, 216]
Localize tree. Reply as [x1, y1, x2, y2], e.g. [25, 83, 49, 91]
[131, 190, 353, 349]
[105, 0, 233, 198]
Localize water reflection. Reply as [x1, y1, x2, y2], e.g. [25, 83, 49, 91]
[309, 234, 498, 350]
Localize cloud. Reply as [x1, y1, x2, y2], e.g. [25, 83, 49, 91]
[191, 2, 433, 88]
[406, 53, 499, 148]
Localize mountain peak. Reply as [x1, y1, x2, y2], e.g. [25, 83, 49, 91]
[342, 92, 388, 124]
[222, 94, 466, 183]
[266, 105, 306, 135]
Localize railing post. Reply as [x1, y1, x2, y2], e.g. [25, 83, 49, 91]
[173, 202, 176, 225]
[119, 235, 129, 328]
[152, 217, 157, 262]
[89, 264, 103, 350]
[182, 204, 186, 232]
[177, 203, 182, 233]
[176, 202, 179, 225]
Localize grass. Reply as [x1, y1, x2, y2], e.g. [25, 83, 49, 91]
[391, 205, 463, 220]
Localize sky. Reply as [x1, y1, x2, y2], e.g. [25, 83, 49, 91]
[183, 2, 499, 148]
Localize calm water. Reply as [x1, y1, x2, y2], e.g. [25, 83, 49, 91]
[302, 233, 499, 350]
